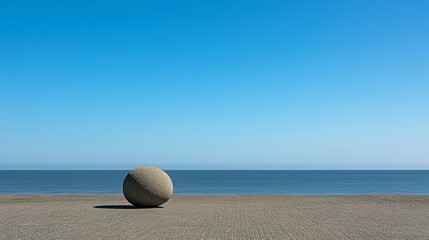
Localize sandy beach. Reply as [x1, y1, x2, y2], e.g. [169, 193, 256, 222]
[1, 195, 428, 240]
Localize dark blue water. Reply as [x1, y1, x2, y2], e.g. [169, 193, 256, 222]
[0, 170, 428, 195]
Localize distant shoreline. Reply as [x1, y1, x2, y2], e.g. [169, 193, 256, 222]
[2, 193, 429, 196]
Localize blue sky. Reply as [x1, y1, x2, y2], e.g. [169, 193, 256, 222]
[1, 0, 428, 169]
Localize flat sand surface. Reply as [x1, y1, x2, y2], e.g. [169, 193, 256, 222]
[1, 195, 428, 240]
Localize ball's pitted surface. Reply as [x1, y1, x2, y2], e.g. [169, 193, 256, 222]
[123, 167, 173, 207]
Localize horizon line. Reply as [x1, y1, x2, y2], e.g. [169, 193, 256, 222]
[1, 169, 429, 171]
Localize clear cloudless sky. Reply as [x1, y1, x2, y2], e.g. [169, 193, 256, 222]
[0, 0, 428, 169]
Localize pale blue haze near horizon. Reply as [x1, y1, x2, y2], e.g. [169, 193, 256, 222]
[0, 0, 428, 170]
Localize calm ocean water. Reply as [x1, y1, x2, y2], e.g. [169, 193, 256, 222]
[0, 170, 428, 195]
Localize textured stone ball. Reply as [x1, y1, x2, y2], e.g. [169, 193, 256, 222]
[123, 167, 173, 207]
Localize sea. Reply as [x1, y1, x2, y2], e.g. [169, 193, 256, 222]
[0, 170, 428, 195]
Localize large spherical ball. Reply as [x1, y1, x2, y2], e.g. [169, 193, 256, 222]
[123, 167, 173, 207]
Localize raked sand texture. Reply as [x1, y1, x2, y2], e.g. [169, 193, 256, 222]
[1, 195, 428, 240]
